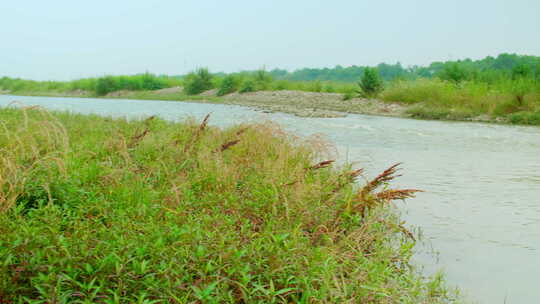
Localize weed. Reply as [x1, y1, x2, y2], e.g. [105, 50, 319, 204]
[217, 75, 240, 96]
[183, 68, 214, 95]
[239, 79, 256, 93]
[0, 108, 458, 303]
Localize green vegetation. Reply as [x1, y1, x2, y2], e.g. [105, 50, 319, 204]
[0, 108, 458, 303]
[217, 75, 240, 96]
[437, 63, 471, 84]
[379, 55, 540, 124]
[1, 53, 540, 125]
[380, 77, 540, 124]
[357, 67, 384, 97]
[263, 53, 540, 82]
[93, 73, 171, 96]
[0, 73, 181, 96]
[235, 69, 275, 93]
[238, 79, 256, 93]
[184, 68, 214, 95]
[265, 63, 408, 82]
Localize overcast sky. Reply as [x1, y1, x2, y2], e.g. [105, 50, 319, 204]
[1, 0, 539, 80]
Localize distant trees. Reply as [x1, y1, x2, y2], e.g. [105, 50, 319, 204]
[259, 53, 540, 84]
[511, 64, 532, 79]
[437, 63, 470, 84]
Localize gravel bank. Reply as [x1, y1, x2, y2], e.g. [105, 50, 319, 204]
[220, 90, 408, 118]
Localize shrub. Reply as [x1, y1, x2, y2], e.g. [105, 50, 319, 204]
[508, 111, 540, 125]
[510, 78, 536, 107]
[216, 75, 239, 96]
[307, 80, 322, 92]
[95, 76, 118, 96]
[380, 79, 449, 104]
[492, 99, 522, 115]
[139, 73, 167, 90]
[184, 68, 214, 95]
[239, 79, 256, 93]
[535, 63, 540, 80]
[249, 69, 273, 91]
[254, 69, 272, 84]
[323, 83, 336, 93]
[357, 68, 383, 97]
[93, 74, 168, 96]
[271, 80, 288, 90]
[341, 92, 353, 100]
[512, 64, 532, 80]
[437, 63, 470, 84]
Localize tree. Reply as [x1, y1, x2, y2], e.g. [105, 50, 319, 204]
[511, 64, 532, 80]
[437, 63, 470, 84]
[357, 67, 383, 97]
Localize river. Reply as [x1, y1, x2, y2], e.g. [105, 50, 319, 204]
[1, 95, 539, 303]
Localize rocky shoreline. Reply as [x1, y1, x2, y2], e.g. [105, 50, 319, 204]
[0, 88, 515, 124]
[220, 90, 408, 118]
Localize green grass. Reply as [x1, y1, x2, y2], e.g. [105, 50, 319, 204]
[0, 75, 357, 97]
[0, 108, 459, 303]
[380, 78, 540, 123]
[507, 111, 540, 125]
[269, 80, 357, 94]
[3, 67, 540, 126]
[0, 74, 182, 96]
[112, 91, 223, 103]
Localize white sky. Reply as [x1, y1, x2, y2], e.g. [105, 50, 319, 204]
[1, 0, 539, 80]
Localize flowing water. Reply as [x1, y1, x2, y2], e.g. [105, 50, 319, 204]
[1, 95, 539, 303]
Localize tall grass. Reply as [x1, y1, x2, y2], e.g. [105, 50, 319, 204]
[0, 74, 182, 96]
[381, 78, 540, 121]
[0, 108, 458, 303]
[3, 67, 540, 125]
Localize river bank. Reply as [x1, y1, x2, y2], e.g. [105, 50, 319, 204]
[0, 107, 459, 303]
[3, 87, 536, 125]
[3, 94, 540, 302]
[1, 88, 406, 118]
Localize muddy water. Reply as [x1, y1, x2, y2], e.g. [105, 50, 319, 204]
[2, 95, 539, 303]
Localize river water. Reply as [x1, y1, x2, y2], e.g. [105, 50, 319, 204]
[1, 95, 539, 303]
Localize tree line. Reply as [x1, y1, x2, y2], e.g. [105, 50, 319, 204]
[259, 53, 540, 83]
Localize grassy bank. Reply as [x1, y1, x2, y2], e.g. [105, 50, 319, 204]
[2, 75, 540, 125]
[2, 53, 539, 125]
[0, 74, 183, 96]
[380, 78, 540, 125]
[0, 108, 457, 303]
[0, 73, 356, 97]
